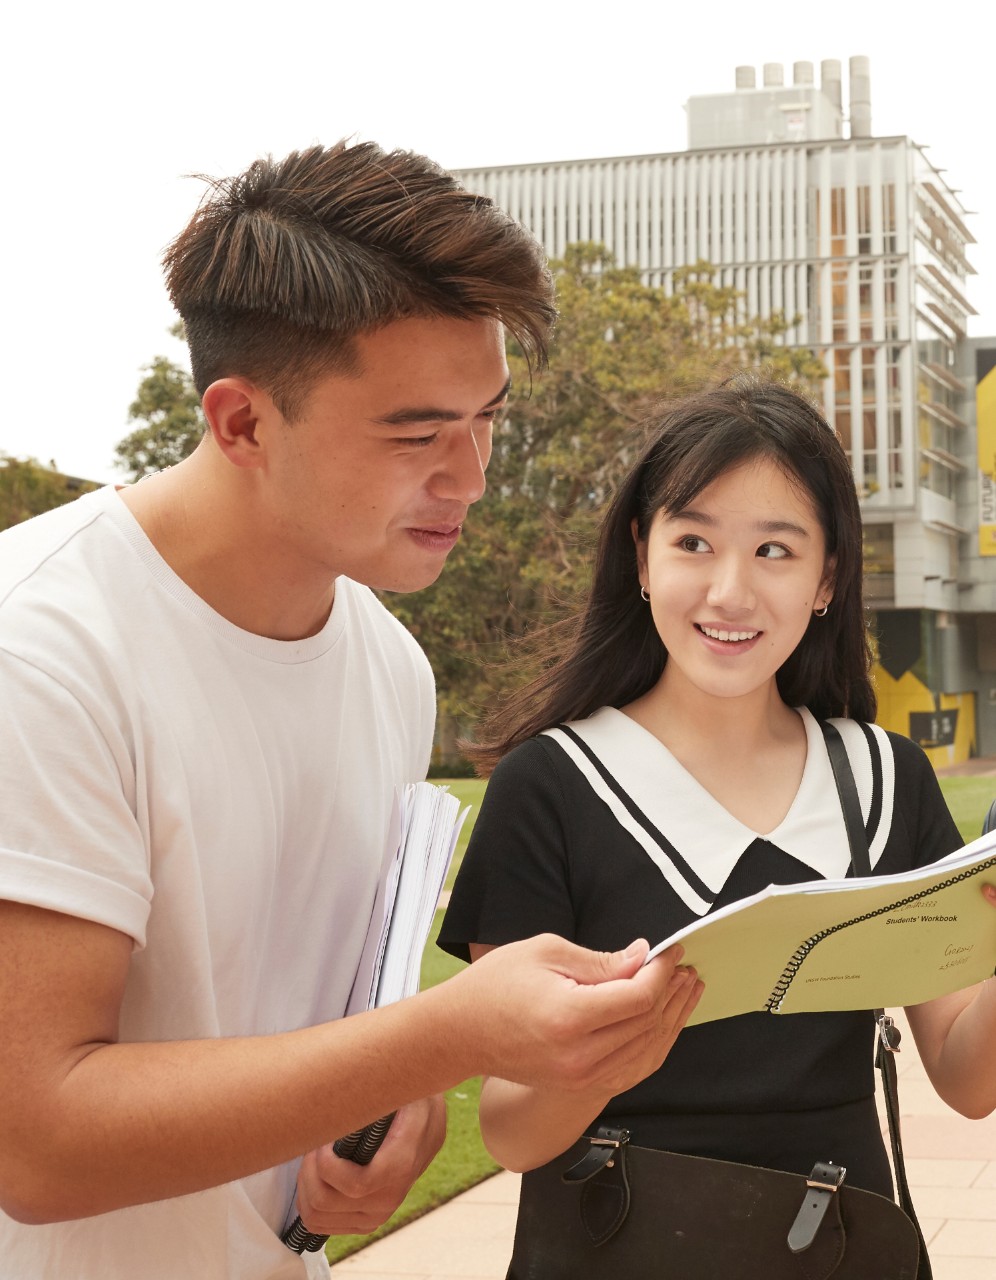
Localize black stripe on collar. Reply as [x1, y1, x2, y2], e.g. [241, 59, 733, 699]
[555, 724, 715, 904]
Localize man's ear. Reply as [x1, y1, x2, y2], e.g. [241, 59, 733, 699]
[201, 378, 274, 470]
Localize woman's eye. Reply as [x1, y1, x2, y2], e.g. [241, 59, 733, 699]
[757, 542, 790, 559]
[679, 535, 710, 553]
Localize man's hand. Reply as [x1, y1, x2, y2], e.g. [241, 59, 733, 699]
[451, 934, 702, 1097]
[292, 1095, 446, 1236]
[467, 936, 701, 1171]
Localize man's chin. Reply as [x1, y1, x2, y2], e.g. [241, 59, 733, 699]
[370, 562, 448, 595]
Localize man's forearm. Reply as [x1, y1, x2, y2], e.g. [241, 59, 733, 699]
[1, 903, 675, 1225]
[2, 989, 467, 1224]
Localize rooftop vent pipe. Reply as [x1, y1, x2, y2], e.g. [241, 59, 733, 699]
[821, 59, 842, 110]
[849, 55, 871, 137]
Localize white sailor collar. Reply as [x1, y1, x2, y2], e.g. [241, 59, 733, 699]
[543, 706, 862, 908]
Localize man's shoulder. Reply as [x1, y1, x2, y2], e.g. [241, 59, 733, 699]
[338, 579, 432, 669]
[0, 489, 110, 608]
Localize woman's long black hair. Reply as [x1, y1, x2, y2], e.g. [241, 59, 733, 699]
[471, 377, 876, 774]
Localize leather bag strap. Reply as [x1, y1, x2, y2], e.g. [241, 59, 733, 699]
[787, 1160, 847, 1253]
[819, 720, 933, 1280]
[563, 1127, 630, 1184]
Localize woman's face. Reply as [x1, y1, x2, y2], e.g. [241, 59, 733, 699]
[633, 457, 835, 707]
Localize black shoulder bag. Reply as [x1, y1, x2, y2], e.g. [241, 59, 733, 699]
[505, 721, 931, 1280]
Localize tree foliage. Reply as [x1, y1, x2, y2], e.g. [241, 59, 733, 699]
[385, 247, 826, 732]
[115, 323, 204, 480]
[0, 456, 98, 531]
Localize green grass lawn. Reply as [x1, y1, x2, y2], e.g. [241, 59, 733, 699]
[439, 778, 488, 886]
[326, 770, 994, 1265]
[937, 775, 996, 844]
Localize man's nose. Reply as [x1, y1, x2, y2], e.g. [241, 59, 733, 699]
[433, 427, 490, 505]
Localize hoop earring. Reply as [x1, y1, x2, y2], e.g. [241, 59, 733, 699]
[814, 602, 829, 617]
[640, 587, 650, 603]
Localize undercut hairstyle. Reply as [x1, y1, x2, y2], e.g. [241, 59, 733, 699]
[472, 377, 875, 773]
[164, 140, 556, 418]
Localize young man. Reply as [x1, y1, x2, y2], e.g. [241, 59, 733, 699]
[0, 141, 692, 1279]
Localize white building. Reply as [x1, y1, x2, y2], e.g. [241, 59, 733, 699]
[454, 57, 996, 764]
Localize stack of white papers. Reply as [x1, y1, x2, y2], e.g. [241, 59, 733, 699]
[347, 782, 469, 1015]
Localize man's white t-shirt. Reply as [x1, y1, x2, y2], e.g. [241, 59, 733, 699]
[0, 486, 436, 1278]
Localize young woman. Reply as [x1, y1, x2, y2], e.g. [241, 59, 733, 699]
[438, 378, 996, 1269]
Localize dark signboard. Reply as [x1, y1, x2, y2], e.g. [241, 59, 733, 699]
[909, 709, 958, 749]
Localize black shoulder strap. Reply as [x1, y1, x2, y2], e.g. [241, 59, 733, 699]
[819, 720, 933, 1280]
[819, 720, 870, 876]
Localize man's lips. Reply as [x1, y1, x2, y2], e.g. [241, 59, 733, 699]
[407, 525, 462, 551]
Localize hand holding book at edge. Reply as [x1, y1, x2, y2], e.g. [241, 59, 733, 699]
[282, 1114, 398, 1253]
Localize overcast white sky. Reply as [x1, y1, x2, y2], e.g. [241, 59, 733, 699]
[3, 0, 990, 482]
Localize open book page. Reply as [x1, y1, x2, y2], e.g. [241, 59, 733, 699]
[644, 829, 996, 1026]
[346, 782, 469, 1017]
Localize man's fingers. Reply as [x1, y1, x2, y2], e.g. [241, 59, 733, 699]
[591, 937, 651, 981]
[463, 933, 701, 1092]
[551, 937, 685, 987]
[558, 947, 688, 1033]
[551, 966, 704, 1096]
[294, 1097, 445, 1237]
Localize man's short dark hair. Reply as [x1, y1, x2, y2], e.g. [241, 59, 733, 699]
[164, 140, 556, 417]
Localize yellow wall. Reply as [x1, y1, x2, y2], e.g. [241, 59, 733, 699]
[978, 363, 996, 556]
[873, 663, 976, 768]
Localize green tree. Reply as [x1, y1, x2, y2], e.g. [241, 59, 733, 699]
[0, 456, 97, 531]
[115, 323, 204, 480]
[386, 247, 826, 741]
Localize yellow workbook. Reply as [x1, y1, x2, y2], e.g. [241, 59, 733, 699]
[646, 834, 996, 1025]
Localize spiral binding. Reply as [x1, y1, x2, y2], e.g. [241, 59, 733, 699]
[280, 1112, 398, 1254]
[333, 1113, 396, 1165]
[764, 854, 996, 1013]
[281, 1216, 328, 1254]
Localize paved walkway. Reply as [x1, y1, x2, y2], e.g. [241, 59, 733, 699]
[936, 756, 996, 778]
[331, 1007, 996, 1279]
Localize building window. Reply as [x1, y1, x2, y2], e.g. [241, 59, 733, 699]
[920, 457, 957, 499]
[831, 187, 847, 255]
[863, 422, 879, 495]
[832, 263, 849, 342]
[857, 185, 872, 254]
[858, 262, 874, 340]
[863, 523, 895, 574]
[882, 184, 897, 253]
[885, 347, 904, 493]
[863, 523, 895, 606]
[883, 261, 899, 340]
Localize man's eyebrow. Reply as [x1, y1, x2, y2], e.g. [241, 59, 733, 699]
[666, 508, 811, 538]
[374, 377, 512, 426]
